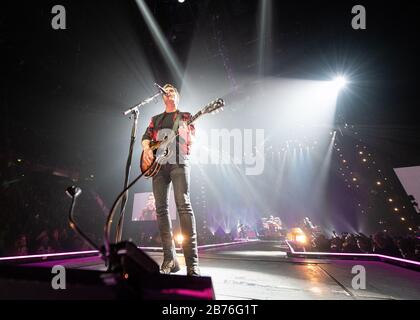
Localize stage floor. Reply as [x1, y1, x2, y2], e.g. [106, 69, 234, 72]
[196, 241, 420, 300]
[23, 240, 420, 300]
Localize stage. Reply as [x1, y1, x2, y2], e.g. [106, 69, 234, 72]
[197, 241, 420, 300]
[3, 240, 419, 300]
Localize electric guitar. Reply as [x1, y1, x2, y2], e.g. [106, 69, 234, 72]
[140, 98, 225, 177]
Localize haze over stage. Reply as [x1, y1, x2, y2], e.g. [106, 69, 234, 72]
[2, 1, 420, 303]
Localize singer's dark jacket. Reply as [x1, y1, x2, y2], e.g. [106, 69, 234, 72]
[142, 110, 195, 156]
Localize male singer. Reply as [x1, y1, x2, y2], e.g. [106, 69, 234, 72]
[142, 84, 200, 276]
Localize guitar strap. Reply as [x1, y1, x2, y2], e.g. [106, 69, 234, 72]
[172, 111, 181, 133]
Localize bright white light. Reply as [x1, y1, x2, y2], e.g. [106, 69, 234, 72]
[295, 234, 307, 244]
[332, 76, 347, 90]
[175, 234, 184, 245]
[178, 0, 185, 3]
[270, 79, 339, 125]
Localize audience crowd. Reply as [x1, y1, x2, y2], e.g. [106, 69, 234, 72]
[304, 231, 420, 261]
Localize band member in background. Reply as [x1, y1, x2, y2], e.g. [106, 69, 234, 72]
[141, 83, 200, 276]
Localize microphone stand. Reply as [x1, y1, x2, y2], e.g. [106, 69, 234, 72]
[66, 187, 100, 252]
[115, 91, 162, 243]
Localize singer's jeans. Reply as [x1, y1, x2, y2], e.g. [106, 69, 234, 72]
[152, 163, 198, 268]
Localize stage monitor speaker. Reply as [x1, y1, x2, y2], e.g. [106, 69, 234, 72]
[106, 241, 160, 275]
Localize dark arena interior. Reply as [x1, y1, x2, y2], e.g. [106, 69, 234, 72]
[1, 0, 420, 310]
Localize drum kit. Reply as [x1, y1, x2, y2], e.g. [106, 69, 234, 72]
[259, 216, 285, 239]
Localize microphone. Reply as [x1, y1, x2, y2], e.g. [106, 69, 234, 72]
[154, 83, 168, 97]
[66, 185, 82, 198]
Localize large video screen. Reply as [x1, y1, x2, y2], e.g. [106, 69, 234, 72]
[394, 165, 420, 213]
[132, 191, 177, 221]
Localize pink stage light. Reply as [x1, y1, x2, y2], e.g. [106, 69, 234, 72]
[0, 240, 255, 262]
[285, 240, 420, 267]
[0, 250, 99, 262]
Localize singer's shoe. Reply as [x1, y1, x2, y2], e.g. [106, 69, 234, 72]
[187, 265, 201, 277]
[160, 258, 180, 274]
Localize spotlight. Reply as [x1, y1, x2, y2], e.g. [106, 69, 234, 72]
[287, 228, 307, 244]
[178, 0, 185, 3]
[295, 234, 307, 244]
[332, 76, 348, 90]
[175, 233, 184, 245]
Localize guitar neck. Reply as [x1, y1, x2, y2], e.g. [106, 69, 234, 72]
[153, 99, 222, 143]
[187, 111, 203, 126]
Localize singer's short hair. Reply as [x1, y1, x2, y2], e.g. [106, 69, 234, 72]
[163, 83, 179, 96]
